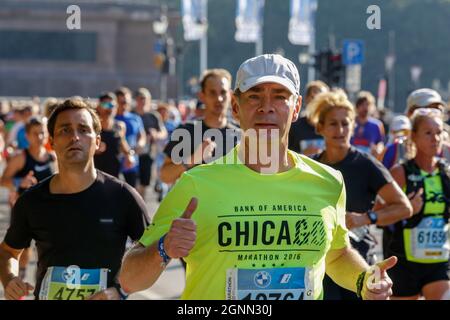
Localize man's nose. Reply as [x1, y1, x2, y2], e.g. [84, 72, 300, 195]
[433, 133, 441, 142]
[70, 130, 81, 141]
[258, 96, 275, 113]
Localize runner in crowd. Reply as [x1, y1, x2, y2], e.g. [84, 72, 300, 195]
[132, 88, 167, 198]
[159, 69, 239, 185]
[382, 115, 411, 169]
[405, 88, 450, 162]
[405, 88, 447, 118]
[0, 99, 149, 300]
[308, 91, 411, 299]
[7, 104, 35, 151]
[0, 116, 56, 281]
[114, 87, 146, 187]
[288, 80, 329, 156]
[94, 92, 135, 178]
[119, 54, 397, 300]
[351, 91, 385, 158]
[153, 103, 181, 201]
[386, 108, 450, 299]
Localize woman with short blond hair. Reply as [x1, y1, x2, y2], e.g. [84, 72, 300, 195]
[310, 92, 412, 300]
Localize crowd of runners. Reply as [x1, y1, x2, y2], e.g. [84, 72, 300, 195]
[0, 53, 449, 300]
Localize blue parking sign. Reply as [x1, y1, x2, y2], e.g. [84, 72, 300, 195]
[343, 40, 364, 65]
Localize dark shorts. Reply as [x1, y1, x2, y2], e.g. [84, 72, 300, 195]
[138, 154, 153, 186]
[388, 257, 450, 297]
[122, 171, 137, 188]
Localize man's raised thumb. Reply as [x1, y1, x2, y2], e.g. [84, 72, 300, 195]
[375, 256, 397, 273]
[181, 197, 198, 219]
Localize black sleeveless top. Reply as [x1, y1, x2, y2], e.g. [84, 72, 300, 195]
[94, 122, 122, 178]
[14, 149, 55, 182]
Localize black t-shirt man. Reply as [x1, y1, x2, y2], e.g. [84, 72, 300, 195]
[4, 171, 149, 299]
[164, 120, 240, 164]
[94, 123, 122, 177]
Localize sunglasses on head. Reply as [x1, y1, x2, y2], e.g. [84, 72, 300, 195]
[411, 107, 443, 118]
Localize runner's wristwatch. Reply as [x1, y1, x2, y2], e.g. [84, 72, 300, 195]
[113, 283, 129, 300]
[367, 210, 378, 225]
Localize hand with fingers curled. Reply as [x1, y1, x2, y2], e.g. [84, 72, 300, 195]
[408, 188, 424, 215]
[87, 287, 121, 300]
[163, 197, 198, 259]
[5, 276, 34, 300]
[361, 256, 397, 300]
[19, 170, 37, 190]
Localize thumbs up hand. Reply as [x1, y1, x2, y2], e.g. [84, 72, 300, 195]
[362, 256, 397, 300]
[164, 198, 198, 259]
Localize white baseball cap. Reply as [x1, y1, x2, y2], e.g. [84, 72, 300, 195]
[234, 54, 301, 96]
[391, 115, 411, 132]
[406, 88, 446, 114]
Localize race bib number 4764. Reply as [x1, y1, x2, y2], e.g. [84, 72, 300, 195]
[39, 266, 108, 300]
[226, 267, 314, 300]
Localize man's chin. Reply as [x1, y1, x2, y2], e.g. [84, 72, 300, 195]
[64, 155, 88, 164]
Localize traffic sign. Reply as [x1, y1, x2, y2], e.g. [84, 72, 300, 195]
[345, 64, 362, 93]
[343, 40, 364, 65]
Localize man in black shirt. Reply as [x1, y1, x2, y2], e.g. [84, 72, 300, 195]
[160, 69, 240, 184]
[94, 92, 134, 178]
[0, 99, 149, 300]
[133, 88, 167, 198]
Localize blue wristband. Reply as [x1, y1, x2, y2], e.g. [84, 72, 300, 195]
[158, 234, 171, 267]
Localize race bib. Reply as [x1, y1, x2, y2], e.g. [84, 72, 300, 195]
[226, 267, 313, 300]
[300, 139, 324, 152]
[354, 145, 371, 155]
[39, 266, 108, 300]
[409, 217, 450, 261]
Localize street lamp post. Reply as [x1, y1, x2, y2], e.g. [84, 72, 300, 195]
[153, 6, 169, 101]
[410, 65, 422, 90]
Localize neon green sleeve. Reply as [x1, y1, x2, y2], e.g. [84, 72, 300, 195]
[139, 172, 197, 247]
[330, 175, 350, 250]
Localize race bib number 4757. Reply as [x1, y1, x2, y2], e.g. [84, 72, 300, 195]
[226, 267, 314, 300]
[39, 266, 108, 300]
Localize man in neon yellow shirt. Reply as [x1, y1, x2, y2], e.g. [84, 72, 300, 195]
[119, 54, 398, 300]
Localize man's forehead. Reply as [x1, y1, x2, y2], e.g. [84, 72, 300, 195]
[247, 82, 292, 93]
[55, 109, 93, 126]
[205, 76, 230, 89]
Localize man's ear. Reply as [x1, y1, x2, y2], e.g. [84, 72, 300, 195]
[95, 134, 101, 150]
[292, 95, 302, 123]
[231, 94, 241, 122]
[197, 90, 205, 104]
[49, 136, 54, 148]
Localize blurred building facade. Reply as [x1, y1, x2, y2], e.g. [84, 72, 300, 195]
[0, 0, 179, 98]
